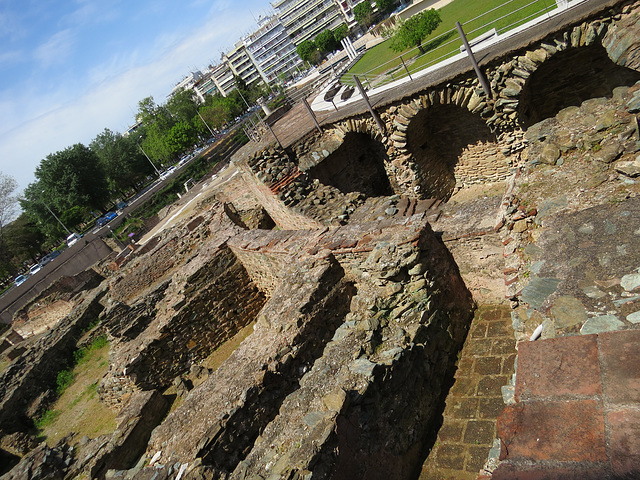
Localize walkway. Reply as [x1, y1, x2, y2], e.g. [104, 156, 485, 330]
[420, 305, 516, 480]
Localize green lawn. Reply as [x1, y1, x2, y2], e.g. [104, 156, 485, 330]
[345, 0, 562, 85]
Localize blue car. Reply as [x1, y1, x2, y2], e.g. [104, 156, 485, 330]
[96, 211, 117, 227]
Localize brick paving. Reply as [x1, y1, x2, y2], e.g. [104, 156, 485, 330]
[419, 305, 516, 480]
[493, 329, 640, 479]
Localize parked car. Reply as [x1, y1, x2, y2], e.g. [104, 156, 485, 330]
[14, 274, 28, 287]
[116, 201, 128, 212]
[96, 211, 117, 227]
[39, 250, 61, 267]
[66, 232, 82, 247]
[160, 166, 177, 180]
[29, 264, 42, 275]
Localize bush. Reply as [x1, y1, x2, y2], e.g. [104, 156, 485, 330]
[56, 370, 74, 395]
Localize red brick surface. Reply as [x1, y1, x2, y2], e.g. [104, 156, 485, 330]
[515, 335, 601, 401]
[497, 400, 607, 463]
[598, 330, 640, 404]
[495, 329, 640, 479]
[607, 407, 640, 477]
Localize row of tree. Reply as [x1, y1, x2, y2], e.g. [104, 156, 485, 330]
[0, 77, 267, 283]
[296, 0, 439, 66]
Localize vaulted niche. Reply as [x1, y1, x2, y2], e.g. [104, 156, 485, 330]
[307, 132, 393, 197]
[519, 44, 640, 128]
[406, 104, 497, 201]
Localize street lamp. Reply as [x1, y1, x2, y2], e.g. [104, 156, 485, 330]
[197, 110, 216, 138]
[41, 192, 71, 235]
[138, 144, 161, 177]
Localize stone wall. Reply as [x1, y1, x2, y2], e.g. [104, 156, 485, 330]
[0, 286, 107, 433]
[135, 212, 473, 479]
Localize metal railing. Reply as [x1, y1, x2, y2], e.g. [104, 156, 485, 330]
[339, 0, 576, 92]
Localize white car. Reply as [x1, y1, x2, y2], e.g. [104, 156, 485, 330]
[160, 166, 177, 180]
[66, 232, 82, 247]
[29, 264, 42, 275]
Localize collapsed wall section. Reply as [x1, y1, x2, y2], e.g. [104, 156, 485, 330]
[99, 244, 266, 406]
[131, 214, 473, 479]
[146, 255, 354, 476]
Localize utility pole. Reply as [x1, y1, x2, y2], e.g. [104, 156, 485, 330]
[138, 144, 161, 177]
[40, 192, 71, 235]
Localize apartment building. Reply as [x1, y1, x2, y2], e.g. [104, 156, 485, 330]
[244, 15, 304, 85]
[272, 0, 344, 46]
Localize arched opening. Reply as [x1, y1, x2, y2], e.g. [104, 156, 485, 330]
[519, 44, 640, 128]
[406, 104, 497, 201]
[307, 132, 393, 197]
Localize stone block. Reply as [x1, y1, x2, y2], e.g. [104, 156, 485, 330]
[497, 400, 606, 463]
[598, 329, 640, 404]
[515, 335, 601, 401]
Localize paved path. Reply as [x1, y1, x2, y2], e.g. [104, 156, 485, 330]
[420, 305, 516, 479]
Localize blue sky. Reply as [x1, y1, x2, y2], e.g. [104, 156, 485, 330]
[0, 0, 271, 194]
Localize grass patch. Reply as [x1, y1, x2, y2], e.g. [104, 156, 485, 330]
[37, 337, 116, 446]
[347, 0, 558, 82]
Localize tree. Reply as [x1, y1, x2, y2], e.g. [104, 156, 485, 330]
[141, 123, 173, 165]
[390, 9, 442, 54]
[0, 172, 19, 278]
[3, 213, 45, 272]
[354, 1, 375, 27]
[376, 0, 397, 14]
[297, 39, 320, 65]
[166, 88, 199, 124]
[334, 24, 349, 43]
[21, 144, 109, 238]
[315, 29, 339, 54]
[0, 173, 18, 246]
[34, 144, 109, 212]
[90, 129, 152, 194]
[165, 121, 198, 155]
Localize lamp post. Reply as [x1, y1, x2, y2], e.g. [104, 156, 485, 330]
[197, 110, 216, 138]
[41, 192, 71, 235]
[138, 144, 161, 177]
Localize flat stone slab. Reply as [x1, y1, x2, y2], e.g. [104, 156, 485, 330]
[495, 329, 640, 477]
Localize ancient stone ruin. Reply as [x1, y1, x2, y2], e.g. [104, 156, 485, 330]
[1, 1, 640, 479]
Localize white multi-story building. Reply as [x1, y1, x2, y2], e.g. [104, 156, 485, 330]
[169, 71, 203, 98]
[225, 41, 263, 89]
[244, 15, 304, 85]
[210, 62, 236, 97]
[271, 0, 370, 46]
[272, 0, 345, 46]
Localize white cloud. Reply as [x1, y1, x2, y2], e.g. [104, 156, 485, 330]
[34, 29, 75, 68]
[1, 3, 262, 193]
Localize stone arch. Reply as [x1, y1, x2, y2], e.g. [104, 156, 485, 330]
[307, 131, 394, 197]
[405, 103, 506, 201]
[489, 14, 640, 129]
[517, 43, 640, 128]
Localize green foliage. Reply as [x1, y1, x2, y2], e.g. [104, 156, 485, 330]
[165, 121, 198, 155]
[3, 213, 45, 267]
[74, 335, 109, 365]
[296, 39, 320, 65]
[20, 143, 109, 240]
[354, 0, 374, 27]
[90, 128, 152, 193]
[141, 123, 173, 165]
[390, 9, 442, 54]
[376, 0, 397, 14]
[35, 410, 60, 429]
[315, 29, 339, 54]
[333, 24, 349, 43]
[166, 88, 199, 124]
[56, 370, 74, 395]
